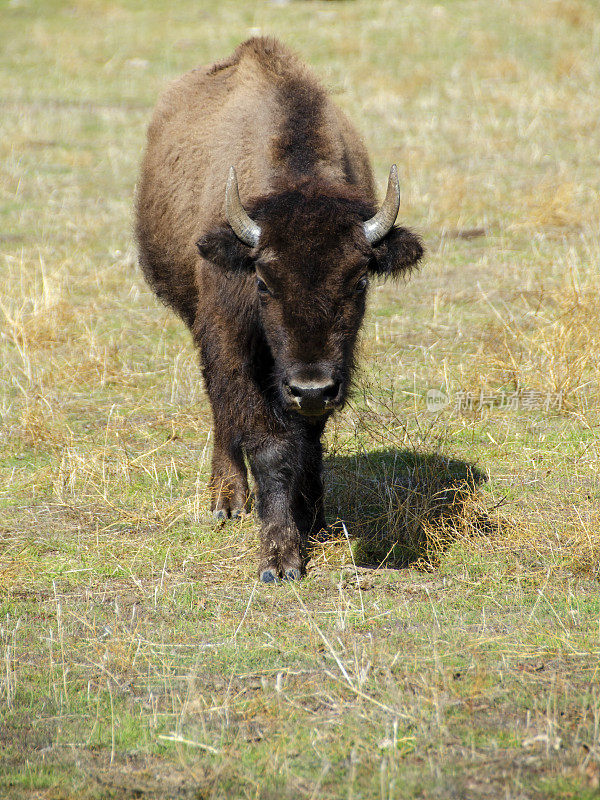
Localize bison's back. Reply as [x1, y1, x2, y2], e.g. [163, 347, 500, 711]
[136, 37, 375, 326]
[136, 53, 265, 325]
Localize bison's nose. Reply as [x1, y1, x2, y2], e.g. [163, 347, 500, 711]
[284, 376, 341, 415]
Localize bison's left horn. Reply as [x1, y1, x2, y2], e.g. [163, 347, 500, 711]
[363, 164, 400, 245]
[225, 166, 261, 247]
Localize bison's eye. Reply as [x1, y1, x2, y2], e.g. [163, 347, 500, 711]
[256, 277, 272, 297]
[355, 276, 368, 293]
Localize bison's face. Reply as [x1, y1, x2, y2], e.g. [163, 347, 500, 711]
[251, 241, 371, 416]
[197, 170, 423, 418]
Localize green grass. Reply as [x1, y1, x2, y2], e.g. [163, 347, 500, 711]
[1, 0, 600, 797]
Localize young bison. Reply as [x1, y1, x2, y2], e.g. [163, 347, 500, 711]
[136, 37, 423, 582]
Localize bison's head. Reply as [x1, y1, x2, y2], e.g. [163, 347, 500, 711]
[197, 166, 423, 418]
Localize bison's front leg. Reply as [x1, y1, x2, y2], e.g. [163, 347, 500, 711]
[249, 441, 305, 582]
[293, 437, 327, 539]
[250, 431, 325, 582]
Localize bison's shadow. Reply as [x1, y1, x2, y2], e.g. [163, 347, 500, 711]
[322, 448, 491, 568]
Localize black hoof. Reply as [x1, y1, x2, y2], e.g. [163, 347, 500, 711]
[212, 509, 228, 521]
[283, 568, 302, 581]
[231, 508, 244, 520]
[260, 568, 278, 584]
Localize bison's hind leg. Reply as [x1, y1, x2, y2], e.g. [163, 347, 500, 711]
[210, 435, 249, 520]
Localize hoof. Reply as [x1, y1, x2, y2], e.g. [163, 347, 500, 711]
[260, 568, 279, 584]
[212, 509, 228, 521]
[283, 568, 302, 581]
[231, 508, 247, 520]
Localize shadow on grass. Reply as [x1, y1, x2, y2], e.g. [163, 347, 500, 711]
[323, 448, 495, 569]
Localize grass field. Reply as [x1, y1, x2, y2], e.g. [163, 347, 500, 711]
[1, 0, 600, 797]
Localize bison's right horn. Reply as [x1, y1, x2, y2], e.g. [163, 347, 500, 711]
[363, 164, 401, 245]
[225, 166, 261, 247]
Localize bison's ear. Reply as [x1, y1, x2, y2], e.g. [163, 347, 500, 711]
[369, 226, 423, 276]
[196, 226, 255, 272]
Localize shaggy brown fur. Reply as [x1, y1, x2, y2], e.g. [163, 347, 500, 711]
[136, 37, 423, 582]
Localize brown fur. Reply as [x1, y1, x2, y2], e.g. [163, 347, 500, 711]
[136, 37, 423, 581]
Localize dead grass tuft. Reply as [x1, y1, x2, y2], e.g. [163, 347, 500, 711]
[554, 50, 586, 81]
[418, 491, 509, 568]
[11, 397, 69, 450]
[542, 0, 593, 28]
[2, 301, 77, 351]
[475, 283, 600, 404]
[325, 445, 496, 569]
[464, 502, 600, 580]
[520, 181, 582, 229]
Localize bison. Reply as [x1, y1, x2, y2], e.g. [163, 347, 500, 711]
[136, 37, 423, 582]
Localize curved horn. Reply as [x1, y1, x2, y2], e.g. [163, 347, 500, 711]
[225, 166, 261, 247]
[363, 164, 400, 245]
